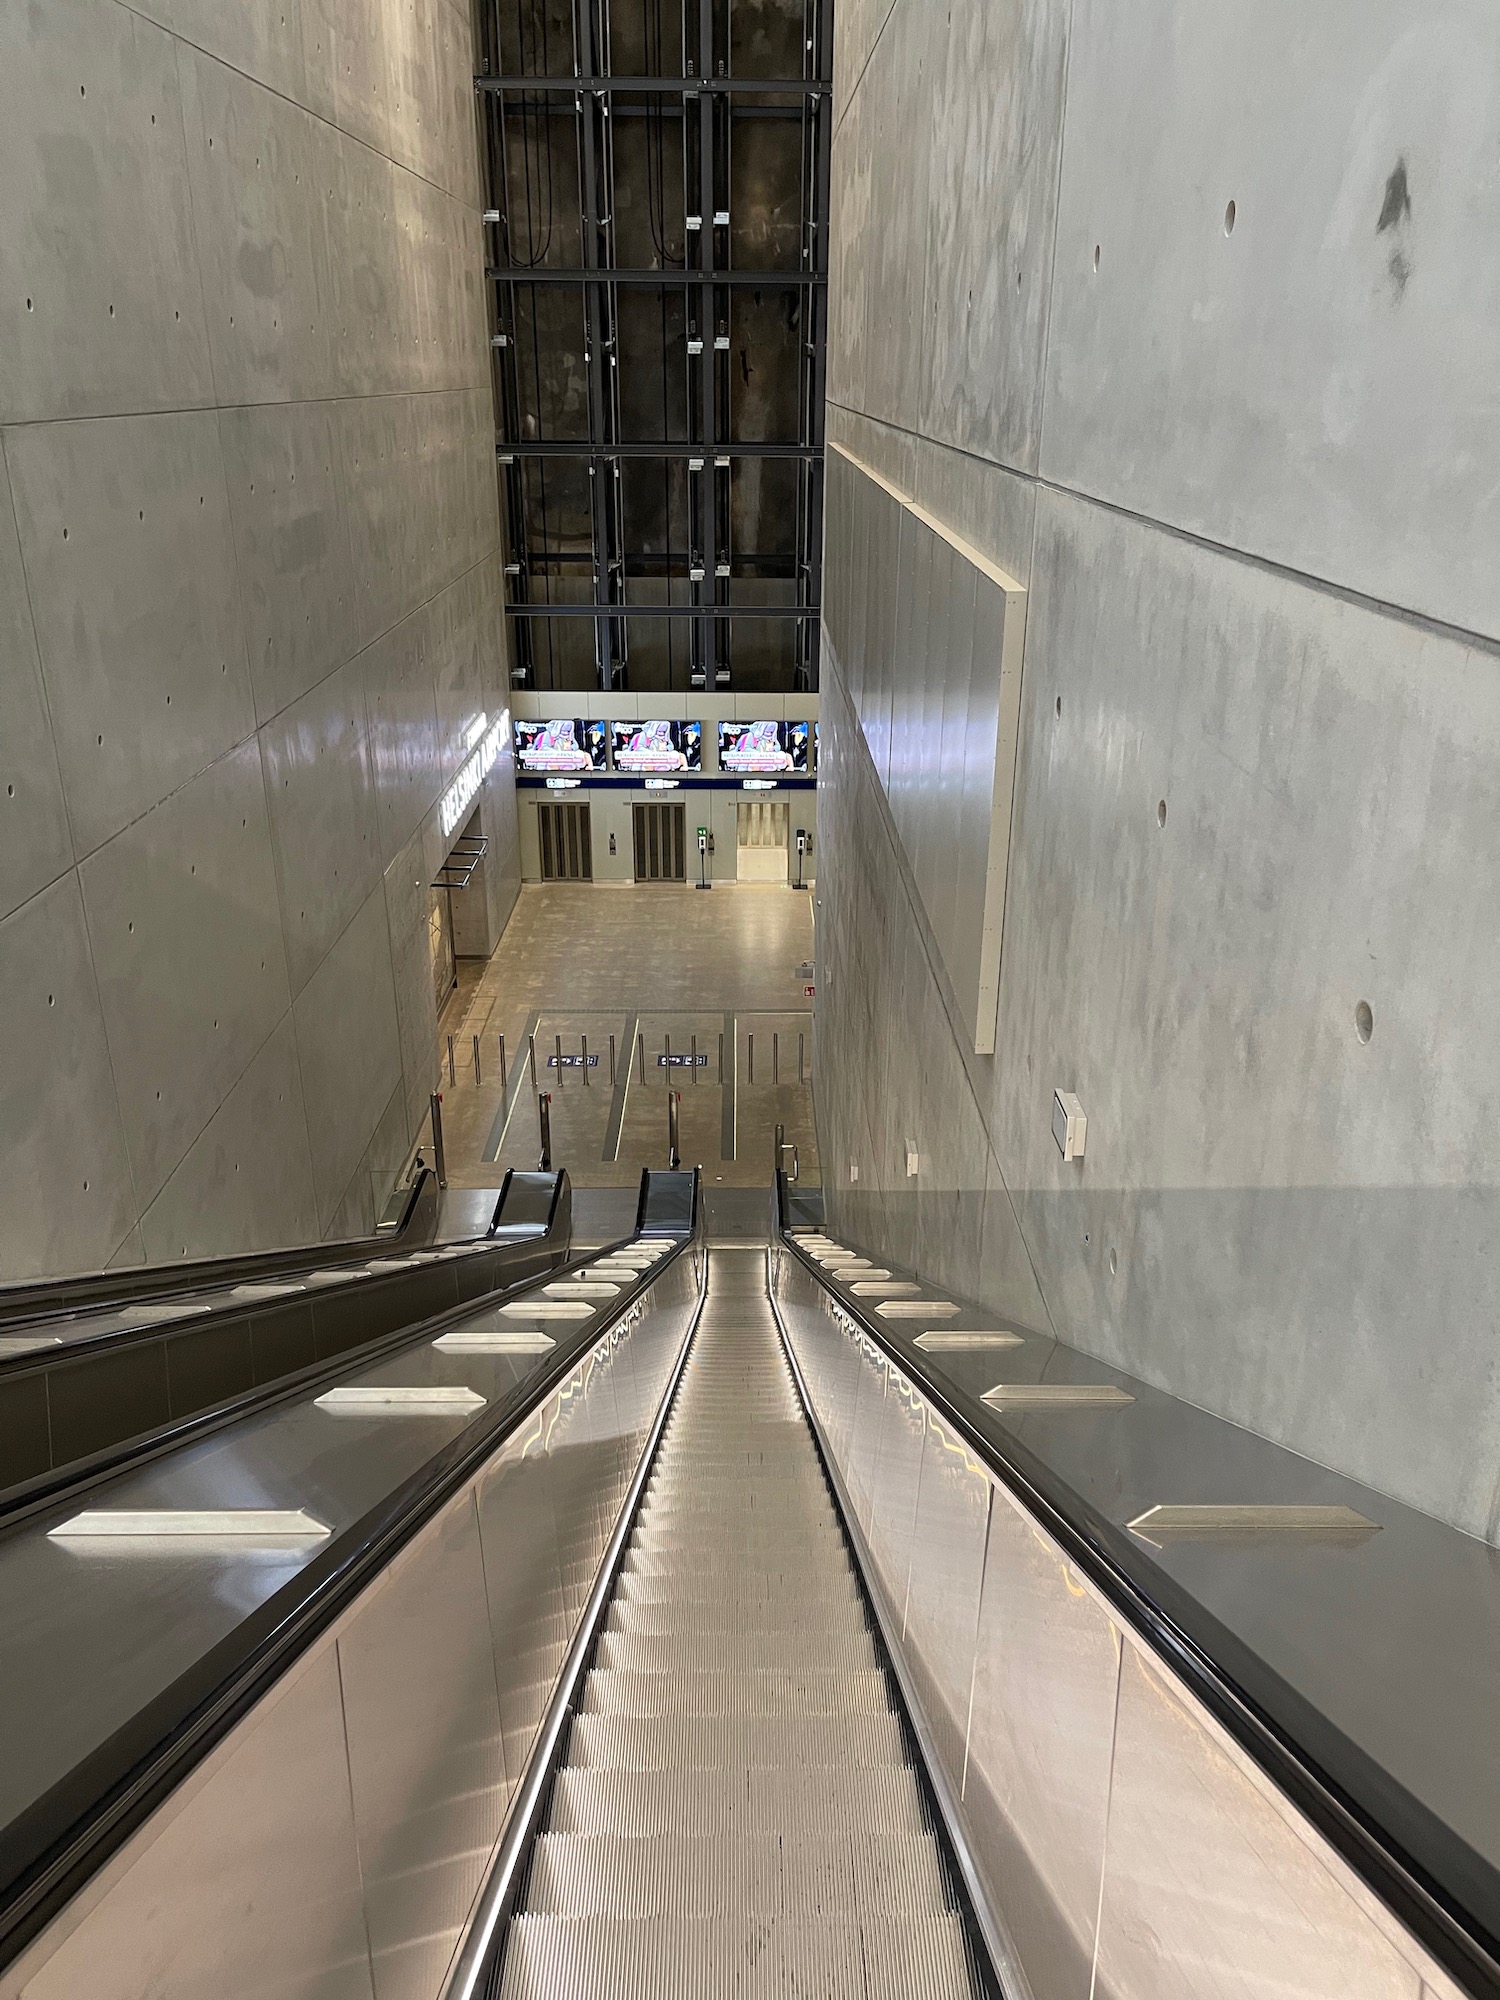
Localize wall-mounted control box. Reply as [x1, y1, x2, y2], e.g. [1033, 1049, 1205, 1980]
[1052, 1090, 1086, 1162]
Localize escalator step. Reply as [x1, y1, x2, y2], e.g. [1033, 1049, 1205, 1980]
[499, 1912, 983, 2000]
[562, 1709, 908, 1770]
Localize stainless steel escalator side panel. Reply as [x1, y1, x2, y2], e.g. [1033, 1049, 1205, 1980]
[771, 1239, 1469, 2000]
[1, 1641, 376, 2000]
[0, 1240, 703, 2000]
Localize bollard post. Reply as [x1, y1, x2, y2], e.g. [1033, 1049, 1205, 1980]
[429, 1092, 448, 1188]
[581, 1034, 589, 1087]
[775, 1120, 785, 1176]
[748, 1033, 754, 1084]
[637, 1032, 645, 1083]
[447, 1035, 456, 1087]
[609, 1034, 616, 1083]
[691, 1033, 697, 1084]
[555, 1034, 563, 1087]
[664, 1032, 671, 1080]
[773, 1032, 779, 1084]
[498, 1034, 507, 1089]
[667, 1090, 681, 1170]
[528, 1033, 538, 1088]
[798, 1032, 805, 1085]
[472, 1034, 481, 1085]
[537, 1091, 552, 1170]
[718, 1032, 724, 1083]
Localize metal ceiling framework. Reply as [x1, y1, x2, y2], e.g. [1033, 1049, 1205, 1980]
[474, 0, 832, 694]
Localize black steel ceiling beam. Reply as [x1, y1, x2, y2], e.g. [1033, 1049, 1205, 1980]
[475, 75, 830, 93]
[498, 441, 822, 458]
[486, 268, 825, 285]
[504, 603, 812, 619]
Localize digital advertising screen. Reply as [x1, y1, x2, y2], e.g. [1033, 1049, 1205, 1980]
[718, 719, 809, 775]
[610, 718, 703, 774]
[514, 717, 607, 773]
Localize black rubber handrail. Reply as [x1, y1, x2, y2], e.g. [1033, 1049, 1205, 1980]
[0, 1171, 699, 1976]
[0, 1170, 443, 1330]
[772, 1176, 1500, 2000]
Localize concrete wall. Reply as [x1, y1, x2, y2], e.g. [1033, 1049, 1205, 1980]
[0, 0, 520, 1278]
[818, 0, 1500, 1540]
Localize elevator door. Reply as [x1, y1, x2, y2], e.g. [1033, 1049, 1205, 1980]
[538, 802, 593, 880]
[633, 803, 686, 882]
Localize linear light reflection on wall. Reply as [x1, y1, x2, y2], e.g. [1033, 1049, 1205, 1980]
[440, 711, 509, 838]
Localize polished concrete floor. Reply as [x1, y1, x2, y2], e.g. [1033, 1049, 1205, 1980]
[432, 883, 819, 1193]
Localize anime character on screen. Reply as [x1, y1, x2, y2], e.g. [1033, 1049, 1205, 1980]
[522, 719, 593, 771]
[617, 719, 689, 772]
[723, 718, 793, 773]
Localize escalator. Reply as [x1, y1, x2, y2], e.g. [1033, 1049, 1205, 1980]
[0, 1170, 571, 1501]
[495, 1249, 991, 1997]
[2, 1176, 1494, 2000]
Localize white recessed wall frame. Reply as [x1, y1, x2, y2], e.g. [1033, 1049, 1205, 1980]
[826, 443, 1028, 1056]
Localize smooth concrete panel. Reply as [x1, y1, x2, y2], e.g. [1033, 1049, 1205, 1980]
[260, 653, 382, 998]
[139, 0, 307, 102]
[1041, 0, 1500, 643]
[292, 882, 403, 1232]
[179, 49, 337, 407]
[0, 448, 72, 921]
[219, 399, 357, 726]
[79, 740, 291, 1209]
[919, 0, 1069, 472]
[0, 874, 136, 1283]
[321, 1077, 410, 1243]
[329, 142, 405, 402]
[384, 830, 441, 1145]
[138, 1014, 318, 1262]
[992, 488, 1500, 1533]
[14, 1643, 375, 2000]
[0, 0, 214, 424]
[6, 411, 256, 859]
[1092, 1642, 1423, 2000]
[363, 603, 444, 871]
[340, 395, 420, 653]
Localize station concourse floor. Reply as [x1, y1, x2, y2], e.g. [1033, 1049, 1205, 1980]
[433, 881, 819, 1198]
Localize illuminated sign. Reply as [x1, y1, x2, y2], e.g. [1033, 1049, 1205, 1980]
[440, 711, 507, 838]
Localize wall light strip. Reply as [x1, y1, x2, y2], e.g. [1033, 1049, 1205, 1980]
[50, 1509, 330, 1539]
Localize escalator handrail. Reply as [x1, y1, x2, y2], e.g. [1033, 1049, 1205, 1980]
[772, 1174, 1500, 2000]
[0, 1168, 445, 1331]
[0, 1173, 700, 1977]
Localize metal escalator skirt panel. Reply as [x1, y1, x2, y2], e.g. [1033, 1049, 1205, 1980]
[494, 1252, 987, 2000]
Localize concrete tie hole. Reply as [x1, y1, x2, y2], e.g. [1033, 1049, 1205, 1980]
[1224, 198, 1236, 235]
[1092, 243, 1101, 272]
[1157, 798, 1167, 828]
[1355, 1000, 1374, 1044]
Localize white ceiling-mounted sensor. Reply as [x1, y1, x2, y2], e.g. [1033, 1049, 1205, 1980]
[1052, 1090, 1086, 1162]
[904, 1141, 920, 1178]
[849, 1161, 859, 1183]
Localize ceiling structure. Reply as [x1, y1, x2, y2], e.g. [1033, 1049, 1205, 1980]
[475, 0, 832, 694]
